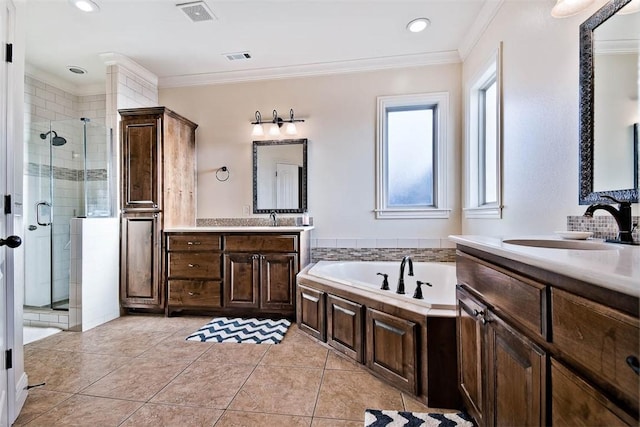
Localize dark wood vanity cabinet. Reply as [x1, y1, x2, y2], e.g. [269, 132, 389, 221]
[165, 230, 310, 317]
[327, 294, 363, 362]
[119, 107, 197, 311]
[297, 284, 326, 341]
[456, 246, 639, 427]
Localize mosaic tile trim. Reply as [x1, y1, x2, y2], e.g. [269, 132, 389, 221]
[312, 247, 456, 263]
[26, 162, 108, 182]
[197, 217, 312, 227]
[567, 215, 639, 241]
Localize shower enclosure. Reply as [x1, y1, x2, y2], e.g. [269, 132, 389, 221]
[23, 118, 113, 310]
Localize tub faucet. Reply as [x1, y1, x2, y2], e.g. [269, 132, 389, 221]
[583, 195, 635, 244]
[269, 211, 278, 227]
[397, 255, 414, 294]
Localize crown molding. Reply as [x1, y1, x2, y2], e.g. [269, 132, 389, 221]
[25, 63, 105, 97]
[457, 0, 505, 61]
[99, 52, 159, 87]
[159, 50, 461, 88]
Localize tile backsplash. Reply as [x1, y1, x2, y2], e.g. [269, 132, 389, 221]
[567, 215, 639, 241]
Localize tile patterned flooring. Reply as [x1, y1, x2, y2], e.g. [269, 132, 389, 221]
[15, 314, 453, 426]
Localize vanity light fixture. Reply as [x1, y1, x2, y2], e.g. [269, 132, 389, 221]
[251, 111, 264, 136]
[69, 0, 100, 13]
[551, 0, 594, 18]
[406, 18, 430, 33]
[251, 109, 305, 136]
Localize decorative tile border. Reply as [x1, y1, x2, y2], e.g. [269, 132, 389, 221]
[567, 215, 639, 241]
[26, 162, 107, 181]
[312, 247, 456, 263]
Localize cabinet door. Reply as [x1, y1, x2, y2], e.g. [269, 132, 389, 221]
[223, 253, 259, 308]
[121, 116, 161, 210]
[259, 253, 297, 312]
[485, 311, 546, 427]
[551, 358, 633, 426]
[327, 294, 363, 362]
[297, 284, 325, 341]
[366, 308, 417, 394]
[120, 213, 162, 309]
[457, 286, 486, 425]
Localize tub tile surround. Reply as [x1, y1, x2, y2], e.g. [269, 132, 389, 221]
[196, 218, 455, 262]
[15, 315, 455, 426]
[567, 215, 640, 242]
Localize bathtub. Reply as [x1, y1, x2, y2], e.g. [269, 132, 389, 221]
[305, 260, 457, 313]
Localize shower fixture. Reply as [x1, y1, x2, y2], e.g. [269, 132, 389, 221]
[40, 130, 67, 146]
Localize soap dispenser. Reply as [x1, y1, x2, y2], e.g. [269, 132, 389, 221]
[302, 210, 310, 226]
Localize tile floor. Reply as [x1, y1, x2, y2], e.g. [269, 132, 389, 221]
[15, 314, 454, 426]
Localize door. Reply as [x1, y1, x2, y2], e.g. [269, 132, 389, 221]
[275, 163, 299, 209]
[327, 294, 363, 362]
[259, 253, 296, 312]
[223, 253, 259, 308]
[120, 213, 162, 308]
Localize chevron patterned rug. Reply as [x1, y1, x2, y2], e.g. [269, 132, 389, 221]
[364, 409, 474, 427]
[186, 317, 291, 344]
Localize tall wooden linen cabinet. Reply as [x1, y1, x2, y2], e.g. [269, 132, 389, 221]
[119, 107, 198, 311]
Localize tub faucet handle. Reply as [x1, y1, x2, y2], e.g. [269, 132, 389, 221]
[376, 273, 390, 290]
[413, 280, 431, 300]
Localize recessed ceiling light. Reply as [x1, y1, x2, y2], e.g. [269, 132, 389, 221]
[67, 66, 87, 75]
[406, 18, 430, 33]
[69, 0, 100, 13]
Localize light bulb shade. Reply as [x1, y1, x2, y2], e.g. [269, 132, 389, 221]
[285, 122, 297, 135]
[252, 124, 264, 136]
[551, 0, 595, 18]
[69, 0, 100, 12]
[269, 123, 281, 136]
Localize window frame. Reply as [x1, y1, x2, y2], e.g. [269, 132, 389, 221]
[375, 92, 450, 219]
[464, 43, 503, 219]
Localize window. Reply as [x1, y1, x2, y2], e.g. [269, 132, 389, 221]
[376, 92, 450, 219]
[465, 43, 503, 218]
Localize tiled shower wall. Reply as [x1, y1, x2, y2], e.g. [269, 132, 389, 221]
[23, 75, 109, 318]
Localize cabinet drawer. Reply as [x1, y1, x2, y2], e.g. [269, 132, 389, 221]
[552, 288, 639, 413]
[225, 234, 298, 252]
[168, 280, 221, 308]
[167, 234, 221, 251]
[551, 358, 634, 426]
[167, 252, 221, 279]
[456, 252, 547, 340]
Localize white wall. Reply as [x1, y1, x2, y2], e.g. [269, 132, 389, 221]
[460, 0, 638, 237]
[160, 64, 462, 242]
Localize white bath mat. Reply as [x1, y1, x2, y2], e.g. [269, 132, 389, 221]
[24, 326, 62, 345]
[186, 317, 291, 344]
[364, 409, 474, 427]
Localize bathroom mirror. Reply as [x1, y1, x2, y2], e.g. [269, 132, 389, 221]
[579, 0, 639, 204]
[253, 139, 308, 214]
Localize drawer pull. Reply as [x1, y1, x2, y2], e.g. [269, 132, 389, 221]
[480, 316, 491, 325]
[187, 241, 201, 245]
[626, 356, 640, 375]
[188, 292, 200, 296]
[188, 263, 200, 268]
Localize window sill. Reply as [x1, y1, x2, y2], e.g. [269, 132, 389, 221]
[375, 208, 451, 219]
[463, 205, 502, 219]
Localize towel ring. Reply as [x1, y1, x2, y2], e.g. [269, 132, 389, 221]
[216, 166, 230, 182]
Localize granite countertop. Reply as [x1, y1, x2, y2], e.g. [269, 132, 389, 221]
[449, 235, 640, 298]
[165, 226, 315, 233]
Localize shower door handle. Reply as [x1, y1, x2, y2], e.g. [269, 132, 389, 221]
[36, 201, 52, 226]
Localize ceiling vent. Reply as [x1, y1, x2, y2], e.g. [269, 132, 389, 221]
[224, 52, 252, 61]
[176, 1, 216, 23]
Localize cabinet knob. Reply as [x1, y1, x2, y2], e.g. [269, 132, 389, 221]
[626, 356, 640, 375]
[473, 309, 485, 317]
[188, 263, 200, 268]
[187, 241, 201, 245]
[480, 316, 491, 325]
[188, 292, 200, 296]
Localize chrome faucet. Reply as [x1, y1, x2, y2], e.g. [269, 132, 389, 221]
[583, 195, 635, 244]
[269, 211, 278, 227]
[397, 255, 414, 294]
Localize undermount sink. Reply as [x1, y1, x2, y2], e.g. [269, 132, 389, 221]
[502, 238, 618, 250]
